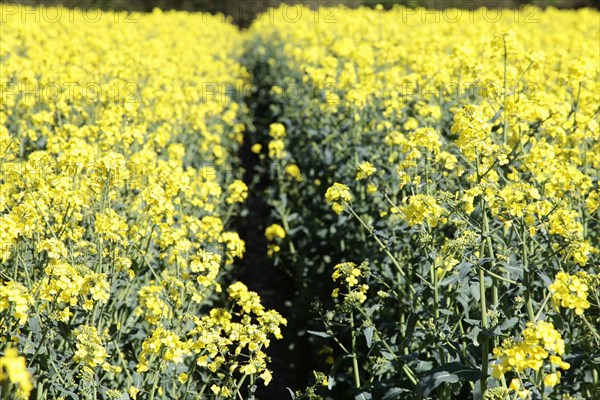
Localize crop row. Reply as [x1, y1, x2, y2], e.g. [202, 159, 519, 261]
[244, 5, 599, 400]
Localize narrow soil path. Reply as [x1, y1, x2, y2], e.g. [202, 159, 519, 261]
[235, 99, 310, 399]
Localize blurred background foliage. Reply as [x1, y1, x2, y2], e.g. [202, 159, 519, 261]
[1, 0, 598, 27]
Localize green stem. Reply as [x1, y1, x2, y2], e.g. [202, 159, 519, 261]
[430, 261, 439, 320]
[479, 201, 490, 399]
[350, 310, 361, 390]
[534, 292, 552, 322]
[582, 315, 600, 345]
[148, 361, 162, 400]
[503, 36, 508, 146]
[479, 267, 518, 285]
[479, 266, 489, 399]
[278, 205, 297, 261]
[521, 227, 536, 322]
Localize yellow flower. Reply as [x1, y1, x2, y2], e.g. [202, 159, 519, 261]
[331, 202, 346, 215]
[549, 271, 591, 315]
[228, 282, 265, 315]
[451, 105, 493, 161]
[226, 180, 248, 204]
[325, 182, 352, 203]
[36, 238, 67, 260]
[410, 127, 441, 154]
[585, 190, 599, 213]
[549, 355, 570, 370]
[325, 183, 352, 214]
[177, 372, 188, 384]
[138, 327, 191, 371]
[401, 194, 445, 227]
[265, 224, 286, 241]
[0, 348, 33, 399]
[95, 208, 128, 243]
[251, 143, 262, 154]
[544, 371, 561, 387]
[166, 143, 185, 161]
[268, 139, 286, 159]
[332, 261, 368, 291]
[267, 244, 281, 256]
[567, 57, 593, 82]
[492, 320, 568, 380]
[403, 118, 419, 131]
[260, 369, 273, 385]
[136, 284, 173, 324]
[73, 325, 108, 370]
[268, 122, 286, 139]
[0, 281, 33, 326]
[356, 161, 376, 180]
[492, 29, 521, 55]
[285, 164, 302, 181]
[128, 387, 141, 400]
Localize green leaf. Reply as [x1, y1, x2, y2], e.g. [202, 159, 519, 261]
[248, 384, 257, 399]
[286, 388, 296, 399]
[382, 388, 410, 400]
[458, 262, 474, 282]
[418, 362, 482, 396]
[364, 326, 375, 348]
[496, 317, 519, 334]
[470, 326, 481, 346]
[411, 360, 434, 373]
[328, 354, 351, 389]
[307, 330, 332, 338]
[538, 271, 553, 287]
[366, 304, 382, 318]
[401, 314, 418, 346]
[28, 316, 42, 342]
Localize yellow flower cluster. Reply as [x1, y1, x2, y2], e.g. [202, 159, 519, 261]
[73, 325, 114, 373]
[401, 194, 446, 227]
[137, 327, 191, 373]
[181, 282, 286, 389]
[265, 224, 286, 241]
[268, 122, 287, 159]
[331, 261, 368, 305]
[549, 271, 592, 315]
[269, 122, 286, 139]
[332, 262, 362, 287]
[451, 105, 494, 161]
[492, 320, 569, 379]
[227, 180, 249, 204]
[285, 164, 303, 182]
[325, 183, 352, 214]
[0, 282, 33, 326]
[356, 161, 377, 181]
[0, 348, 33, 399]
